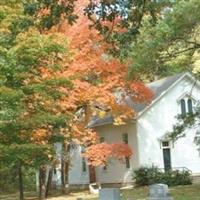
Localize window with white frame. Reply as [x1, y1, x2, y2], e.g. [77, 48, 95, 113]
[180, 99, 186, 116]
[187, 99, 193, 114]
[180, 97, 193, 116]
[161, 141, 170, 148]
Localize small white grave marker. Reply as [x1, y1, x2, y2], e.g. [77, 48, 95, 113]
[147, 184, 173, 200]
[99, 188, 121, 200]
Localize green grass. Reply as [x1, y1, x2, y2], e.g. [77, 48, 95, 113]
[87, 184, 200, 200]
[0, 191, 37, 200]
[1, 184, 200, 200]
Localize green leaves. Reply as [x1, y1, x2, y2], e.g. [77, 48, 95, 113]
[24, 0, 78, 30]
[0, 1, 72, 174]
[20, 111, 69, 129]
[10, 29, 67, 69]
[0, 144, 54, 167]
[85, 0, 172, 57]
[0, 86, 23, 106]
[128, 0, 200, 78]
[9, 17, 33, 36]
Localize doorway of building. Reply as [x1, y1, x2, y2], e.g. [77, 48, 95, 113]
[162, 141, 172, 171]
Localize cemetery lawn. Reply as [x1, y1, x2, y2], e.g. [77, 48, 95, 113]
[87, 184, 200, 200]
[0, 184, 200, 200]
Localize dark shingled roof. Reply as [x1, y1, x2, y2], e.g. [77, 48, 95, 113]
[88, 73, 186, 128]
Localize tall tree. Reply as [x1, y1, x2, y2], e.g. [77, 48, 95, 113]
[22, 0, 172, 57]
[0, 1, 72, 199]
[52, 0, 153, 165]
[0, 1, 154, 198]
[128, 0, 200, 80]
[85, 0, 172, 56]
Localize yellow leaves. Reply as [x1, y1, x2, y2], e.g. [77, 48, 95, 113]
[98, 110, 106, 118]
[0, 2, 23, 32]
[31, 129, 49, 144]
[48, 154, 53, 159]
[192, 59, 200, 75]
[70, 124, 98, 146]
[113, 117, 126, 126]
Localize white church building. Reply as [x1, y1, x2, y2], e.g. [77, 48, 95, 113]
[55, 72, 200, 185]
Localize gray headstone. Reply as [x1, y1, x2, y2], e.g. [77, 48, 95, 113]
[147, 184, 174, 200]
[99, 188, 121, 200]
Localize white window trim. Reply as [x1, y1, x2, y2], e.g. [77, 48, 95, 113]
[177, 92, 197, 103]
[161, 141, 170, 149]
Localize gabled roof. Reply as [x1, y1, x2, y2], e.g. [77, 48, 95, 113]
[125, 72, 186, 113]
[88, 72, 193, 128]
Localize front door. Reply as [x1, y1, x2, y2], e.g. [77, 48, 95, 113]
[89, 165, 96, 183]
[163, 148, 171, 171]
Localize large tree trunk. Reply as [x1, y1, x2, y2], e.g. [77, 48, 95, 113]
[18, 161, 24, 200]
[39, 166, 47, 200]
[45, 168, 53, 198]
[61, 158, 66, 193]
[61, 144, 69, 194]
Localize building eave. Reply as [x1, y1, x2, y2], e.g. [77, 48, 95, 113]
[137, 72, 198, 119]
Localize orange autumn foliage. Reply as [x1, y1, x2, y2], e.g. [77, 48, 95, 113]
[38, 0, 153, 165]
[83, 143, 132, 166]
[31, 129, 50, 144]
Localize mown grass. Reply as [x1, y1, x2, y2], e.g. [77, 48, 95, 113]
[86, 184, 200, 200]
[0, 191, 37, 200]
[1, 184, 200, 200]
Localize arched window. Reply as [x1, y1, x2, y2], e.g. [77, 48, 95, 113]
[180, 99, 186, 116]
[187, 99, 193, 114]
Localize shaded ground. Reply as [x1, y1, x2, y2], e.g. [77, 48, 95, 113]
[1, 184, 200, 200]
[0, 192, 37, 200]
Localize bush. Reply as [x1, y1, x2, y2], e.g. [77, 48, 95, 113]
[133, 166, 192, 187]
[133, 166, 162, 186]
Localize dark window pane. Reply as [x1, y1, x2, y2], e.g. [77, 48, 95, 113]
[162, 141, 169, 147]
[122, 134, 130, 168]
[125, 157, 130, 169]
[181, 99, 186, 116]
[122, 133, 128, 144]
[103, 164, 107, 170]
[100, 137, 105, 143]
[187, 99, 193, 114]
[81, 146, 87, 172]
[82, 158, 87, 172]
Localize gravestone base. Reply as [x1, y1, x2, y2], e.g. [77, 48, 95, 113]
[148, 184, 174, 200]
[147, 197, 173, 200]
[99, 188, 120, 200]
